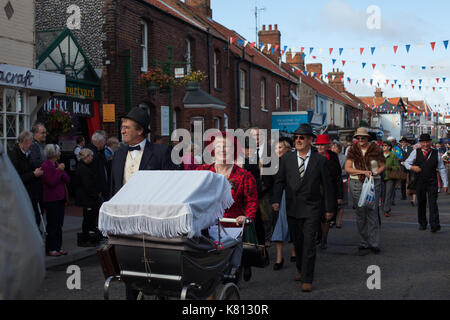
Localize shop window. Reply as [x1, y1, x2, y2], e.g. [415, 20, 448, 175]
[0, 88, 29, 152]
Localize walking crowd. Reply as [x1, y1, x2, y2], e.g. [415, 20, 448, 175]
[7, 106, 450, 294]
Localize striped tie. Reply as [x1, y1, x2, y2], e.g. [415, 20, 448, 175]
[298, 156, 305, 178]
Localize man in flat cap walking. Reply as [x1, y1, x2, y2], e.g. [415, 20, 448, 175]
[271, 124, 335, 292]
[404, 134, 448, 233]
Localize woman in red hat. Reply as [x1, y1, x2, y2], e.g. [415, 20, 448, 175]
[315, 134, 343, 249]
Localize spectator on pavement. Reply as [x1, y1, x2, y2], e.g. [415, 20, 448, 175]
[8, 131, 44, 229]
[104, 136, 120, 162]
[74, 136, 85, 162]
[41, 144, 70, 257]
[30, 122, 47, 169]
[74, 148, 102, 247]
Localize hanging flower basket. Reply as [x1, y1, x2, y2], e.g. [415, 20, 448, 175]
[41, 105, 74, 143]
[180, 70, 207, 90]
[139, 67, 172, 93]
[185, 81, 200, 91]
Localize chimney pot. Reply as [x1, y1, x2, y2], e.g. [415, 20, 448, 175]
[262, 25, 265, 30]
[275, 24, 278, 30]
[269, 25, 272, 31]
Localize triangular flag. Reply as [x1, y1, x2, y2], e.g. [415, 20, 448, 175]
[392, 84, 394, 88]
[339, 48, 343, 55]
[411, 80, 414, 84]
[319, 48, 323, 54]
[230, 37, 234, 44]
[436, 78, 440, 83]
[418, 44, 424, 51]
[444, 40, 449, 50]
[342, 60, 346, 66]
[360, 48, 364, 55]
[401, 66, 406, 69]
[431, 42, 436, 51]
[250, 42, 256, 49]
[393, 45, 398, 54]
[349, 48, 355, 55]
[362, 62, 366, 69]
[274, 44, 280, 51]
[271, 47, 275, 55]
[237, 39, 244, 46]
[313, 56, 317, 59]
[329, 48, 333, 55]
[244, 40, 249, 47]
[370, 47, 376, 55]
[443, 77, 446, 83]
[267, 44, 272, 51]
[332, 59, 336, 65]
[300, 47, 305, 52]
[372, 64, 376, 69]
[405, 44, 411, 53]
[386, 80, 389, 84]
[419, 79, 422, 84]
[309, 47, 314, 55]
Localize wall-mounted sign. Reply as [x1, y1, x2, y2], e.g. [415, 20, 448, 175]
[272, 112, 309, 133]
[42, 96, 93, 117]
[0, 63, 66, 93]
[174, 68, 185, 79]
[103, 104, 115, 122]
[161, 106, 170, 136]
[66, 81, 100, 100]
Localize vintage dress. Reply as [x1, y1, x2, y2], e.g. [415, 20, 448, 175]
[196, 164, 259, 228]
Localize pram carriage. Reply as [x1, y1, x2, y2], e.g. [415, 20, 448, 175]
[98, 171, 244, 300]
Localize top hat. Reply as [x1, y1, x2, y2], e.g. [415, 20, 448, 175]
[419, 133, 432, 142]
[123, 107, 150, 134]
[399, 137, 408, 143]
[294, 124, 316, 138]
[315, 134, 331, 145]
[353, 127, 371, 138]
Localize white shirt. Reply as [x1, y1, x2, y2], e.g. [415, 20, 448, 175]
[128, 139, 146, 160]
[404, 149, 448, 188]
[297, 148, 312, 171]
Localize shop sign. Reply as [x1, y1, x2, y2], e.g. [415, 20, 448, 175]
[0, 63, 66, 93]
[42, 96, 93, 117]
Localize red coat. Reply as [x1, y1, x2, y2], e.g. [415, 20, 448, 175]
[196, 164, 259, 227]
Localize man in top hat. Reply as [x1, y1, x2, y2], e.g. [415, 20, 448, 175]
[111, 107, 176, 196]
[399, 137, 413, 200]
[404, 134, 448, 233]
[272, 124, 335, 292]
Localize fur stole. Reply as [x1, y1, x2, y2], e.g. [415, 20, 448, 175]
[347, 142, 385, 182]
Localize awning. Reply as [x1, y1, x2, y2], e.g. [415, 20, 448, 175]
[290, 89, 298, 101]
[183, 88, 227, 110]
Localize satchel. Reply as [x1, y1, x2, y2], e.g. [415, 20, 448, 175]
[96, 244, 120, 279]
[389, 169, 407, 180]
[241, 222, 267, 268]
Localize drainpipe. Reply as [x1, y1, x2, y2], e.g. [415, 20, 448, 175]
[206, 29, 211, 94]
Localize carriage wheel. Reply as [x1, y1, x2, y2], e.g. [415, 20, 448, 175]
[217, 283, 240, 300]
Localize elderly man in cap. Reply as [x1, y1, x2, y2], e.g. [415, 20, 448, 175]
[404, 134, 448, 233]
[272, 124, 335, 292]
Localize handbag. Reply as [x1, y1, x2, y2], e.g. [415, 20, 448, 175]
[389, 169, 407, 180]
[96, 244, 120, 279]
[241, 222, 267, 268]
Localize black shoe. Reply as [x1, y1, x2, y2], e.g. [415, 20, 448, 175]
[356, 246, 371, 256]
[290, 256, 296, 263]
[273, 258, 284, 271]
[243, 266, 252, 282]
[419, 225, 427, 231]
[370, 247, 381, 254]
[431, 225, 441, 233]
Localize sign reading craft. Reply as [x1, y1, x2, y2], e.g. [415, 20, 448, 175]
[0, 63, 66, 93]
[102, 104, 115, 122]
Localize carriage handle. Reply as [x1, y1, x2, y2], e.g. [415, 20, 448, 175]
[214, 218, 251, 249]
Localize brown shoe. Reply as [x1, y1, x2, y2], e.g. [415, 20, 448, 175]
[301, 283, 312, 292]
[294, 273, 302, 281]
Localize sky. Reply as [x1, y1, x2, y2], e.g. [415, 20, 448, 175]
[210, 0, 450, 113]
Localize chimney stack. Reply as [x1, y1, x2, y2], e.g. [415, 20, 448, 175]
[306, 63, 323, 75]
[286, 51, 305, 71]
[327, 68, 345, 92]
[258, 24, 281, 63]
[375, 87, 383, 98]
[185, 0, 212, 18]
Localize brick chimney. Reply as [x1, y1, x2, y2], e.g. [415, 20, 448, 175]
[306, 63, 323, 75]
[258, 24, 281, 63]
[327, 68, 345, 92]
[185, 0, 212, 18]
[286, 51, 305, 71]
[374, 87, 383, 98]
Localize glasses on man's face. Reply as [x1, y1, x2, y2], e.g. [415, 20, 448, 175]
[121, 125, 132, 131]
[294, 135, 306, 141]
[356, 137, 367, 141]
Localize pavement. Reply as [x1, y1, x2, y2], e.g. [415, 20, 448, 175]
[45, 206, 103, 269]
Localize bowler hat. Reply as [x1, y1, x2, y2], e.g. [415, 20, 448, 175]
[399, 136, 408, 142]
[315, 134, 331, 145]
[123, 107, 150, 134]
[419, 133, 432, 142]
[353, 127, 371, 138]
[294, 123, 316, 138]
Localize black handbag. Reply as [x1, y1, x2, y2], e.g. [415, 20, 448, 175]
[241, 222, 267, 268]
